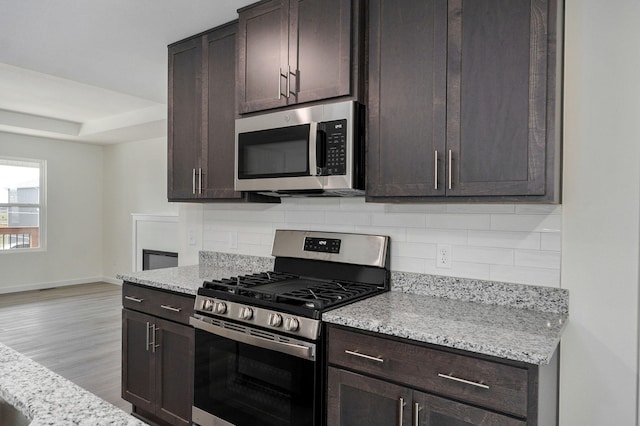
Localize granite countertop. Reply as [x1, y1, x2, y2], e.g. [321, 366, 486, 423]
[117, 251, 567, 366]
[0, 342, 145, 426]
[323, 291, 566, 365]
[116, 252, 275, 295]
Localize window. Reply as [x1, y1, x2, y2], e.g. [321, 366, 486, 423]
[0, 157, 46, 251]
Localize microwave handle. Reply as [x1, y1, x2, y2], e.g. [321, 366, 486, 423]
[309, 122, 319, 176]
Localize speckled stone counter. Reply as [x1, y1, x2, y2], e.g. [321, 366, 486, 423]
[323, 289, 567, 365]
[0, 342, 145, 425]
[117, 251, 567, 366]
[116, 253, 274, 295]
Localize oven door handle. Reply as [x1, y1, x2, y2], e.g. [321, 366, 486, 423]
[190, 316, 316, 361]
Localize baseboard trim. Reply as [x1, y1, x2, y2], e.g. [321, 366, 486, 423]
[0, 276, 121, 294]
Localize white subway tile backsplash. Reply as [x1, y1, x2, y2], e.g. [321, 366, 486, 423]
[325, 211, 371, 226]
[426, 213, 491, 230]
[490, 265, 561, 287]
[205, 208, 286, 223]
[446, 204, 516, 214]
[340, 198, 386, 212]
[200, 200, 562, 288]
[385, 204, 447, 214]
[354, 226, 407, 242]
[515, 205, 563, 215]
[393, 241, 437, 259]
[284, 210, 326, 224]
[490, 214, 562, 233]
[371, 212, 427, 228]
[281, 198, 342, 211]
[406, 228, 468, 245]
[541, 232, 562, 251]
[467, 230, 541, 249]
[424, 261, 491, 280]
[515, 250, 561, 269]
[390, 256, 426, 274]
[454, 246, 514, 266]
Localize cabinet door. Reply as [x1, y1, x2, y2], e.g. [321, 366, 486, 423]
[122, 309, 155, 413]
[202, 23, 243, 200]
[155, 317, 195, 426]
[367, 0, 448, 197]
[168, 37, 203, 200]
[290, 0, 352, 104]
[446, 0, 549, 197]
[415, 391, 526, 426]
[238, 0, 289, 113]
[328, 367, 412, 426]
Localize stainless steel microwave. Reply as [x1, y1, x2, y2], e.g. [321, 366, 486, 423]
[234, 100, 365, 197]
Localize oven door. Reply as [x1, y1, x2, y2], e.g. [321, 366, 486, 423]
[190, 315, 318, 426]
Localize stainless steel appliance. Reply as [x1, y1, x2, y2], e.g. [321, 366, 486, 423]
[234, 101, 365, 197]
[190, 230, 390, 426]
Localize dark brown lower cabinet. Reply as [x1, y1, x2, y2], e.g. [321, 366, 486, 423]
[327, 325, 558, 425]
[328, 368, 525, 426]
[122, 289, 195, 426]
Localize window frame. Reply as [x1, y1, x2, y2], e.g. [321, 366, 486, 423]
[0, 156, 47, 253]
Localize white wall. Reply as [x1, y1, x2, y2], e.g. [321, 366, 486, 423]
[102, 137, 178, 280]
[560, 0, 640, 424]
[0, 131, 104, 292]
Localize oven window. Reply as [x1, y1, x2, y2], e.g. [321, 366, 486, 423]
[194, 329, 316, 426]
[238, 124, 310, 179]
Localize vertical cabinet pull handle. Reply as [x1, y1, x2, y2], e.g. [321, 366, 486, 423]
[434, 150, 439, 190]
[279, 68, 289, 99]
[448, 149, 453, 190]
[192, 168, 196, 195]
[198, 168, 202, 194]
[413, 402, 420, 426]
[287, 65, 291, 98]
[397, 397, 405, 426]
[145, 322, 151, 351]
[151, 324, 160, 353]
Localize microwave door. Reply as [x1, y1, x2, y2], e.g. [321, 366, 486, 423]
[235, 124, 325, 192]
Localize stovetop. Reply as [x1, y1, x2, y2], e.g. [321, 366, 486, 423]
[200, 271, 383, 317]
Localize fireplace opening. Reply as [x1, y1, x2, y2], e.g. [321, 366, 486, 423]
[142, 249, 178, 271]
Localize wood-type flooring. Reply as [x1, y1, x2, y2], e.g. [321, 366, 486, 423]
[0, 282, 130, 412]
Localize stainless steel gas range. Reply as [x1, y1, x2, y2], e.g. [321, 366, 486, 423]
[190, 229, 390, 426]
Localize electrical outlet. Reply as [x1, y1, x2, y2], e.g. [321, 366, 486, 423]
[436, 244, 452, 268]
[229, 231, 238, 249]
[188, 229, 196, 246]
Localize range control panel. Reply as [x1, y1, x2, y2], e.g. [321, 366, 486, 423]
[304, 237, 341, 254]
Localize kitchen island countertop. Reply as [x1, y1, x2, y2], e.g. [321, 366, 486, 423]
[0, 342, 145, 426]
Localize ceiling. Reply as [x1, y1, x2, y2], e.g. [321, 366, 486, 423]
[0, 0, 255, 144]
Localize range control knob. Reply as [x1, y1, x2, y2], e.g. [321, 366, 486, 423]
[268, 313, 283, 327]
[202, 299, 214, 312]
[214, 301, 228, 315]
[240, 307, 254, 320]
[284, 317, 299, 332]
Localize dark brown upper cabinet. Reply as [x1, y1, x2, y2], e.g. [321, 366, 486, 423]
[367, 0, 563, 203]
[168, 22, 275, 202]
[237, 0, 362, 114]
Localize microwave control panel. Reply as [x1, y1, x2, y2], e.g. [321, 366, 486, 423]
[322, 119, 347, 175]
